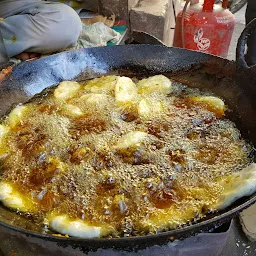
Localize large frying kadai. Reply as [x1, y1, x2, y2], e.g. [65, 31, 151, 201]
[0, 19, 255, 254]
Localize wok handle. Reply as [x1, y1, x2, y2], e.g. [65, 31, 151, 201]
[236, 18, 256, 70]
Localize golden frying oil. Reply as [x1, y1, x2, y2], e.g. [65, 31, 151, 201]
[0, 78, 253, 237]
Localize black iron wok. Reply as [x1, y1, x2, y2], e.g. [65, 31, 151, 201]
[0, 21, 255, 254]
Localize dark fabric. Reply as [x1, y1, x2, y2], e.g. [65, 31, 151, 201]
[0, 29, 8, 65]
[245, 0, 256, 65]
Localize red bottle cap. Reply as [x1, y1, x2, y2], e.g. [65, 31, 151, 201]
[202, 0, 215, 12]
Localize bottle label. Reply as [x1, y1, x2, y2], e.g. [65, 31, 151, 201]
[193, 28, 211, 51]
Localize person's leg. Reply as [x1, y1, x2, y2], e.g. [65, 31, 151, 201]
[245, 0, 256, 65]
[0, 0, 82, 58]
